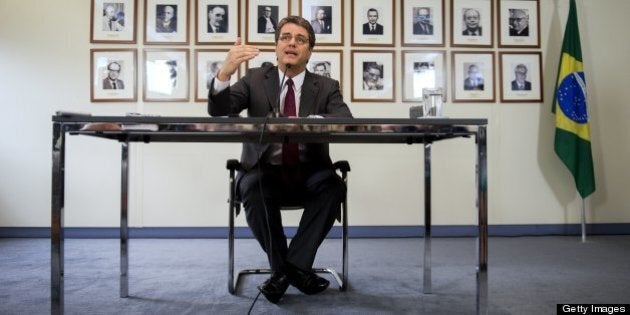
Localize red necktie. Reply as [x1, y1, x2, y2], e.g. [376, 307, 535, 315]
[282, 79, 299, 166]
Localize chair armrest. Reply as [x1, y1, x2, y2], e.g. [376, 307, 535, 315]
[333, 160, 350, 173]
[226, 159, 242, 171]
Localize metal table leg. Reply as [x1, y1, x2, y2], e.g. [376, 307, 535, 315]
[476, 126, 488, 314]
[120, 141, 129, 298]
[423, 142, 432, 294]
[51, 123, 65, 315]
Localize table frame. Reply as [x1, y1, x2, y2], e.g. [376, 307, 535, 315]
[51, 116, 488, 314]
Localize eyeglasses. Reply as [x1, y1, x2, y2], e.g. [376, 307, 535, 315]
[278, 34, 310, 46]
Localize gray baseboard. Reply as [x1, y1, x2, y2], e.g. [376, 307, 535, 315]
[1, 224, 629, 238]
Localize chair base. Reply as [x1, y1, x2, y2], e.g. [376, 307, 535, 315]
[229, 267, 346, 295]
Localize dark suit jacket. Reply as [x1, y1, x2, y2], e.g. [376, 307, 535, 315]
[311, 19, 331, 34]
[413, 22, 433, 35]
[511, 80, 531, 91]
[208, 66, 352, 170]
[257, 16, 277, 33]
[462, 27, 482, 36]
[363, 23, 383, 35]
[509, 26, 529, 36]
[103, 78, 124, 89]
[463, 77, 484, 90]
[208, 23, 226, 33]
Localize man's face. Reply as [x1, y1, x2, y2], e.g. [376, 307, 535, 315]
[276, 23, 312, 72]
[417, 8, 430, 24]
[107, 63, 120, 80]
[263, 7, 271, 17]
[209, 7, 225, 26]
[164, 6, 174, 21]
[464, 10, 480, 29]
[105, 6, 115, 18]
[511, 12, 528, 32]
[367, 10, 378, 24]
[366, 68, 381, 82]
[468, 65, 480, 79]
[514, 67, 527, 82]
[316, 9, 325, 21]
[314, 65, 326, 76]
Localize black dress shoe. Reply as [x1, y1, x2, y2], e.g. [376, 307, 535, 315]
[257, 271, 290, 304]
[285, 264, 329, 295]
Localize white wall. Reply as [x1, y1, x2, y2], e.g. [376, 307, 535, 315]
[0, 0, 628, 229]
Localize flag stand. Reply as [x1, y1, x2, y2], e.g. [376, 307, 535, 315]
[581, 197, 586, 243]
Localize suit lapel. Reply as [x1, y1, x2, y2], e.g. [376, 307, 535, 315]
[263, 67, 279, 114]
[299, 72, 319, 117]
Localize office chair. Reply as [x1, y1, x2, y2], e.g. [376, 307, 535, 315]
[226, 159, 349, 294]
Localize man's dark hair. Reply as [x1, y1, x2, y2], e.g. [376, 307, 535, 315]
[275, 15, 316, 49]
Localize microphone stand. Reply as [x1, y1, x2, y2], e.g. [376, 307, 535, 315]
[274, 64, 291, 118]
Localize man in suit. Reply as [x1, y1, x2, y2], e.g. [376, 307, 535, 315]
[413, 7, 433, 35]
[463, 64, 484, 90]
[310, 8, 331, 34]
[511, 64, 532, 91]
[509, 9, 529, 36]
[102, 61, 124, 90]
[462, 8, 482, 36]
[362, 8, 383, 35]
[208, 15, 352, 304]
[207, 5, 227, 33]
[156, 5, 177, 33]
[258, 6, 277, 33]
[102, 4, 124, 31]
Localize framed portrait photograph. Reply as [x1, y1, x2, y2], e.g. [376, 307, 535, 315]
[246, 0, 290, 45]
[245, 49, 276, 71]
[91, 0, 137, 43]
[143, 49, 189, 102]
[402, 51, 446, 102]
[308, 50, 343, 91]
[195, 0, 240, 45]
[451, 51, 495, 102]
[498, 0, 540, 48]
[499, 52, 542, 102]
[144, 0, 190, 44]
[451, 0, 493, 47]
[91, 49, 137, 102]
[351, 50, 395, 102]
[351, 0, 395, 47]
[194, 49, 238, 102]
[300, 0, 344, 46]
[401, 0, 445, 47]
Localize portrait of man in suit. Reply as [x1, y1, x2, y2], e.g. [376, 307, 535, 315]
[413, 7, 433, 35]
[102, 3, 124, 32]
[509, 9, 529, 36]
[207, 5, 228, 33]
[310, 61, 331, 78]
[363, 62, 384, 90]
[257, 6, 277, 33]
[208, 15, 352, 304]
[462, 8, 482, 36]
[310, 7, 332, 34]
[511, 64, 532, 91]
[102, 61, 125, 90]
[206, 61, 223, 89]
[362, 8, 383, 35]
[156, 5, 177, 33]
[463, 63, 484, 91]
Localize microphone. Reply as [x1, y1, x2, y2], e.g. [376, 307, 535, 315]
[274, 64, 291, 117]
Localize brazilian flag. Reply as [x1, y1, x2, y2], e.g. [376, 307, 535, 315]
[552, 0, 595, 198]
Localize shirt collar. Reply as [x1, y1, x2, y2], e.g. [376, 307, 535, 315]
[278, 68, 306, 90]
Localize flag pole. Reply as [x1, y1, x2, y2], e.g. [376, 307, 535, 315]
[581, 197, 586, 243]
